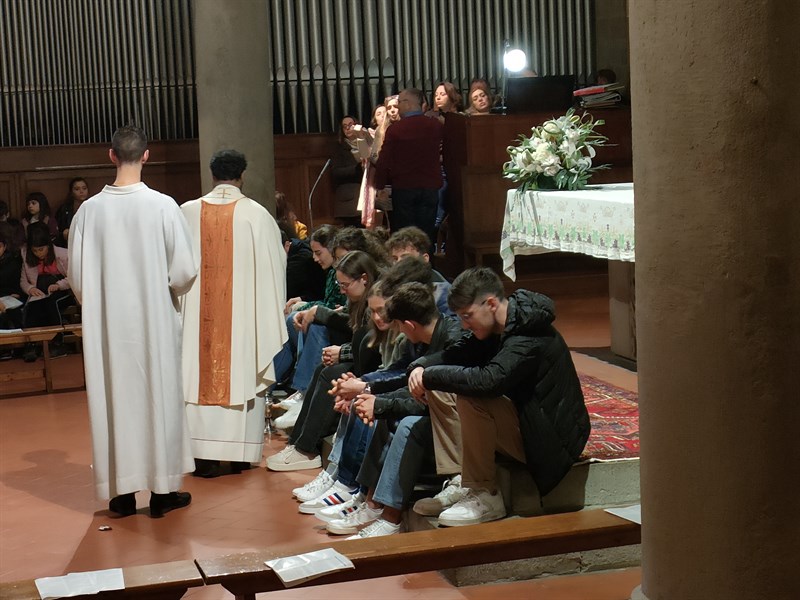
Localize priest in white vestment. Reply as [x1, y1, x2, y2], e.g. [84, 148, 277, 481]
[180, 149, 287, 477]
[68, 126, 199, 518]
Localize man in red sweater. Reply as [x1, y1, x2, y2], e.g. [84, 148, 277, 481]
[374, 88, 443, 246]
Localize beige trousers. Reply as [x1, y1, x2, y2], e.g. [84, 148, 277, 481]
[426, 390, 462, 475]
[456, 395, 526, 492]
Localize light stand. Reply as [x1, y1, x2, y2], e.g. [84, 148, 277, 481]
[492, 41, 527, 115]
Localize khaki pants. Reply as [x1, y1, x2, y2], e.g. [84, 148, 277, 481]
[456, 395, 525, 492]
[426, 390, 462, 475]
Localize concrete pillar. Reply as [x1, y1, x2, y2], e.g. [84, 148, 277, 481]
[193, 0, 275, 212]
[630, 2, 800, 599]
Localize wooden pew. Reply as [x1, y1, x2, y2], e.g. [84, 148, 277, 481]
[0, 324, 84, 397]
[196, 509, 641, 600]
[0, 559, 204, 600]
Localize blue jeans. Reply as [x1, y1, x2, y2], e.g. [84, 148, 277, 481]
[328, 410, 375, 489]
[272, 312, 330, 393]
[372, 416, 435, 510]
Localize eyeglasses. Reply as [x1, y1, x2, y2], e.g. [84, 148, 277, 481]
[456, 298, 488, 323]
[337, 278, 358, 290]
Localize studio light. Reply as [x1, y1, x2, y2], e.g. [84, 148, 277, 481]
[504, 48, 527, 73]
[493, 42, 528, 114]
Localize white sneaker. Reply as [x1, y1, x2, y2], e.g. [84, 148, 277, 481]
[274, 401, 303, 430]
[298, 481, 357, 514]
[413, 475, 469, 517]
[437, 488, 506, 527]
[265, 445, 321, 472]
[346, 518, 400, 539]
[275, 390, 303, 411]
[293, 470, 334, 501]
[315, 492, 365, 522]
[326, 502, 383, 535]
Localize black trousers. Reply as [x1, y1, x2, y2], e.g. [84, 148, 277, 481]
[391, 188, 438, 248]
[22, 290, 72, 328]
[289, 362, 352, 454]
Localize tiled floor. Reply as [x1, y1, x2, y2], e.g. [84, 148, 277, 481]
[0, 293, 641, 599]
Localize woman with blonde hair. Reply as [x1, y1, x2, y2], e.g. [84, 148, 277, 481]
[355, 96, 398, 228]
[465, 79, 494, 115]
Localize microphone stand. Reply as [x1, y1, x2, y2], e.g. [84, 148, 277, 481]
[308, 158, 331, 231]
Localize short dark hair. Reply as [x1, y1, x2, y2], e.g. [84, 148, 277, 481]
[402, 88, 425, 108]
[210, 149, 247, 181]
[380, 256, 433, 298]
[385, 226, 430, 255]
[278, 221, 295, 245]
[111, 125, 147, 163]
[447, 267, 505, 312]
[385, 282, 438, 326]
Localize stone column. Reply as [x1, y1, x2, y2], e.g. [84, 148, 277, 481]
[193, 0, 275, 212]
[630, 2, 800, 599]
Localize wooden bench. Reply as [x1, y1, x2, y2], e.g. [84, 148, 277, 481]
[0, 559, 204, 600]
[0, 324, 84, 397]
[196, 509, 641, 600]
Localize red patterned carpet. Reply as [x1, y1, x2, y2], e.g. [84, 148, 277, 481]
[579, 374, 640, 461]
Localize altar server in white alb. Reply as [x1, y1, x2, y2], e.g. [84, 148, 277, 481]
[181, 149, 287, 478]
[68, 125, 199, 518]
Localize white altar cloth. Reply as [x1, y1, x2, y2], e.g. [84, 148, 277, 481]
[500, 182, 635, 280]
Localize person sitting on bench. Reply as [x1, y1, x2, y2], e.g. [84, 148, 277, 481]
[327, 282, 464, 538]
[408, 267, 590, 526]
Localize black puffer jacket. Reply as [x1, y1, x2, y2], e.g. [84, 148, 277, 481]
[417, 290, 590, 495]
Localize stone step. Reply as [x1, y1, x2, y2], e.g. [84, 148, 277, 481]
[405, 458, 641, 587]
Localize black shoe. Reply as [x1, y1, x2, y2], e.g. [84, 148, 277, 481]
[49, 344, 67, 359]
[192, 458, 221, 478]
[149, 491, 191, 518]
[230, 461, 252, 474]
[0, 350, 12, 361]
[109, 492, 137, 516]
[23, 344, 37, 363]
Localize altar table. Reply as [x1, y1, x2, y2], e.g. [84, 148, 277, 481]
[500, 183, 636, 359]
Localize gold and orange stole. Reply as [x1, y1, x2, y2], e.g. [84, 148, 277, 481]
[198, 200, 237, 406]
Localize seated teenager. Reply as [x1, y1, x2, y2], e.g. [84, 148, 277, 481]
[289, 279, 409, 515]
[325, 282, 464, 538]
[267, 250, 382, 472]
[291, 256, 448, 516]
[272, 224, 346, 404]
[19, 222, 72, 361]
[408, 268, 590, 526]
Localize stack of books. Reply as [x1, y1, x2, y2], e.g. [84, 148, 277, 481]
[573, 83, 626, 109]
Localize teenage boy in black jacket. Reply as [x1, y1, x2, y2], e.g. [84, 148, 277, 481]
[410, 268, 590, 526]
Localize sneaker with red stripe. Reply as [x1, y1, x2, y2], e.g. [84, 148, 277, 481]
[298, 480, 358, 515]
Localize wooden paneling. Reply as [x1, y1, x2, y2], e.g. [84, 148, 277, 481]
[273, 133, 339, 228]
[0, 135, 341, 227]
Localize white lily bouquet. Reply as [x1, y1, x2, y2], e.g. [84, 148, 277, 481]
[502, 108, 609, 191]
